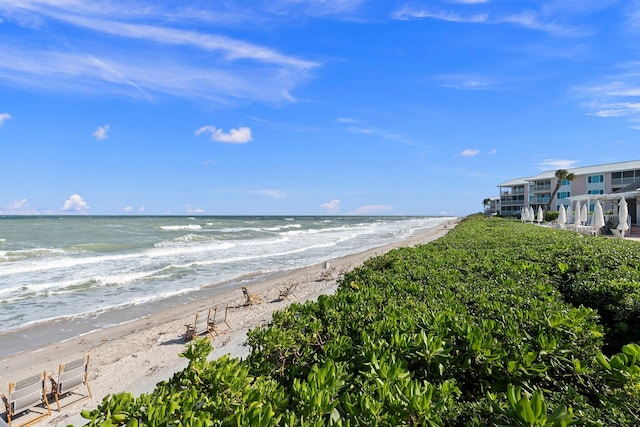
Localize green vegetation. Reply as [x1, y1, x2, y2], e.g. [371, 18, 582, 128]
[82, 216, 640, 426]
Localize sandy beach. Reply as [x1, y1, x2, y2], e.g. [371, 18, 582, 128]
[0, 218, 459, 427]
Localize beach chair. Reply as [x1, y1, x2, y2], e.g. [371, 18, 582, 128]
[210, 303, 232, 335]
[49, 355, 92, 411]
[278, 282, 298, 301]
[184, 309, 215, 342]
[242, 287, 262, 306]
[1, 371, 51, 427]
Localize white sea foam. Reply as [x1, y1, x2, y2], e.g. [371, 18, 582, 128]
[160, 224, 203, 231]
[0, 215, 454, 342]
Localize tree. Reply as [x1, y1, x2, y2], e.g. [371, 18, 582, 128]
[548, 169, 575, 211]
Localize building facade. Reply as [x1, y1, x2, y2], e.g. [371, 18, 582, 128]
[497, 160, 640, 225]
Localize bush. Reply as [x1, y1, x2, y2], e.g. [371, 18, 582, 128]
[82, 217, 640, 426]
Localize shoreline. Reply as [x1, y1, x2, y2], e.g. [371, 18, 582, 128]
[0, 218, 459, 427]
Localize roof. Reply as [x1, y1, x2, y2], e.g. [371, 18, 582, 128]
[527, 159, 640, 181]
[497, 177, 529, 187]
[614, 181, 640, 193]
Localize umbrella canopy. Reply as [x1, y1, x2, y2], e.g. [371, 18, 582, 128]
[580, 203, 588, 225]
[537, 206, 544, 223]
[521, 208, 529, 222]
[618, 197, 630, 234]
[593, 201, 605, 232]
[529, 206, 535, 223]
[572, 202, 580, 225]
[558, 205, 567, 227]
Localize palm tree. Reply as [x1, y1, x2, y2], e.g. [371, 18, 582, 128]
[483, 198, 491, 215]
[548, 169, 575, 211]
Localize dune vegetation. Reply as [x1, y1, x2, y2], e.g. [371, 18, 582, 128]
[83, 216, 640, 426]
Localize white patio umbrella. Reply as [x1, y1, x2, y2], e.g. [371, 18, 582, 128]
[537, 206, 544, 224]
[529, 206, 535, 223]
[593, 201, 605, 233]
[618, 197, 630, 236]
[571, 202, 580, 225]
[558, 204, 567, 228]
[521, 208, 529, 222]
[580, 203, 588, 225]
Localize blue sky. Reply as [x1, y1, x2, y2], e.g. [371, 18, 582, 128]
[1, 0, 639, 216]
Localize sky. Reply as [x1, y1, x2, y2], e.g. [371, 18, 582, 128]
[1, 0, 639, 216]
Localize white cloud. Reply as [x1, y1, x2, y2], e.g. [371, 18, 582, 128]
[1, 198, 38, 214]
[339, 119, 412, 144]
[460, 148, 480, 157]
[137, 206, 145, 212]
[393, 8, 488, 23]
[392, 6, 581, 37]
[93, 124, 110, 140]
[61, 194, 90, 211]
[0, 3, 318, 104]
[436, 74, 493, 90]
[321, 199, 340, 213]
[351, 205, 395, 215]
[489, 149, 497, 154]
[0, 113, 11, 127]
[195, 125, 253, 144]
[186, 207, 204, 214]
[254, 189, 286, 199]
[536, 159, 579, 170]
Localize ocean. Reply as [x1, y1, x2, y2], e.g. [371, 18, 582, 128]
[0, 215, 451, 356]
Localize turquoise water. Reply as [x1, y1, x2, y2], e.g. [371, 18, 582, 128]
[0, 215, 451, 355]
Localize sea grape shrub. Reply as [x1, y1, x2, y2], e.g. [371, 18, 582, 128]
[83, 216, 640, 426]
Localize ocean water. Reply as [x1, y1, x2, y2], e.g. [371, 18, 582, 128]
[0, 215, 451, 356]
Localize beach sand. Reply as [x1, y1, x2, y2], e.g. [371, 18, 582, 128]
[0, 218, 459, 427]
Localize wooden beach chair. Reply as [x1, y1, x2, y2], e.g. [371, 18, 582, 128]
[210, 303, 232, 335]
[184, 309, 215, 342]
[242, 287, 262, 306]
[1, 371, 51, 427]
[278, 282, 298, 301]
[49, 355, 92, 411]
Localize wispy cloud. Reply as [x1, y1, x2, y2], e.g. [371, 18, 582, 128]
[0, 198, 38, 215]
[393, 8, 488, 23]
[392, 4, 583, 37]
[536, 159, 579, 170]
[185, 206, 204, 214]
[576, 65, 640, 129]
[460, 149, 480, 157]
[337, 117, 413, 144]
[253, 189, 286, 199]
[0, 1, 318, 104]
[0, 112, 11, 127]
[93, 124, 109, 140]
[350, 204, 395, 215]
[435, 74, 494, 90]
[195, 125, 253, 143]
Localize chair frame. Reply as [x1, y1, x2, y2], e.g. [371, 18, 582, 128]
[1, 371, 51, 427]
[184, 309, 216, 342]
[278, 282, 298, 301]
[209, 303, 232, 335]
[49, 355, 92, 412]
[242, 287, 262, 306]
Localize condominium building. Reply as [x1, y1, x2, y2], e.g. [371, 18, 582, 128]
[497, 160, 640, 225]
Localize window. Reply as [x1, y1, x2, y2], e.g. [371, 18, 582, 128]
[587, 175, 604, 184]
[587, 190, 604, 195]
